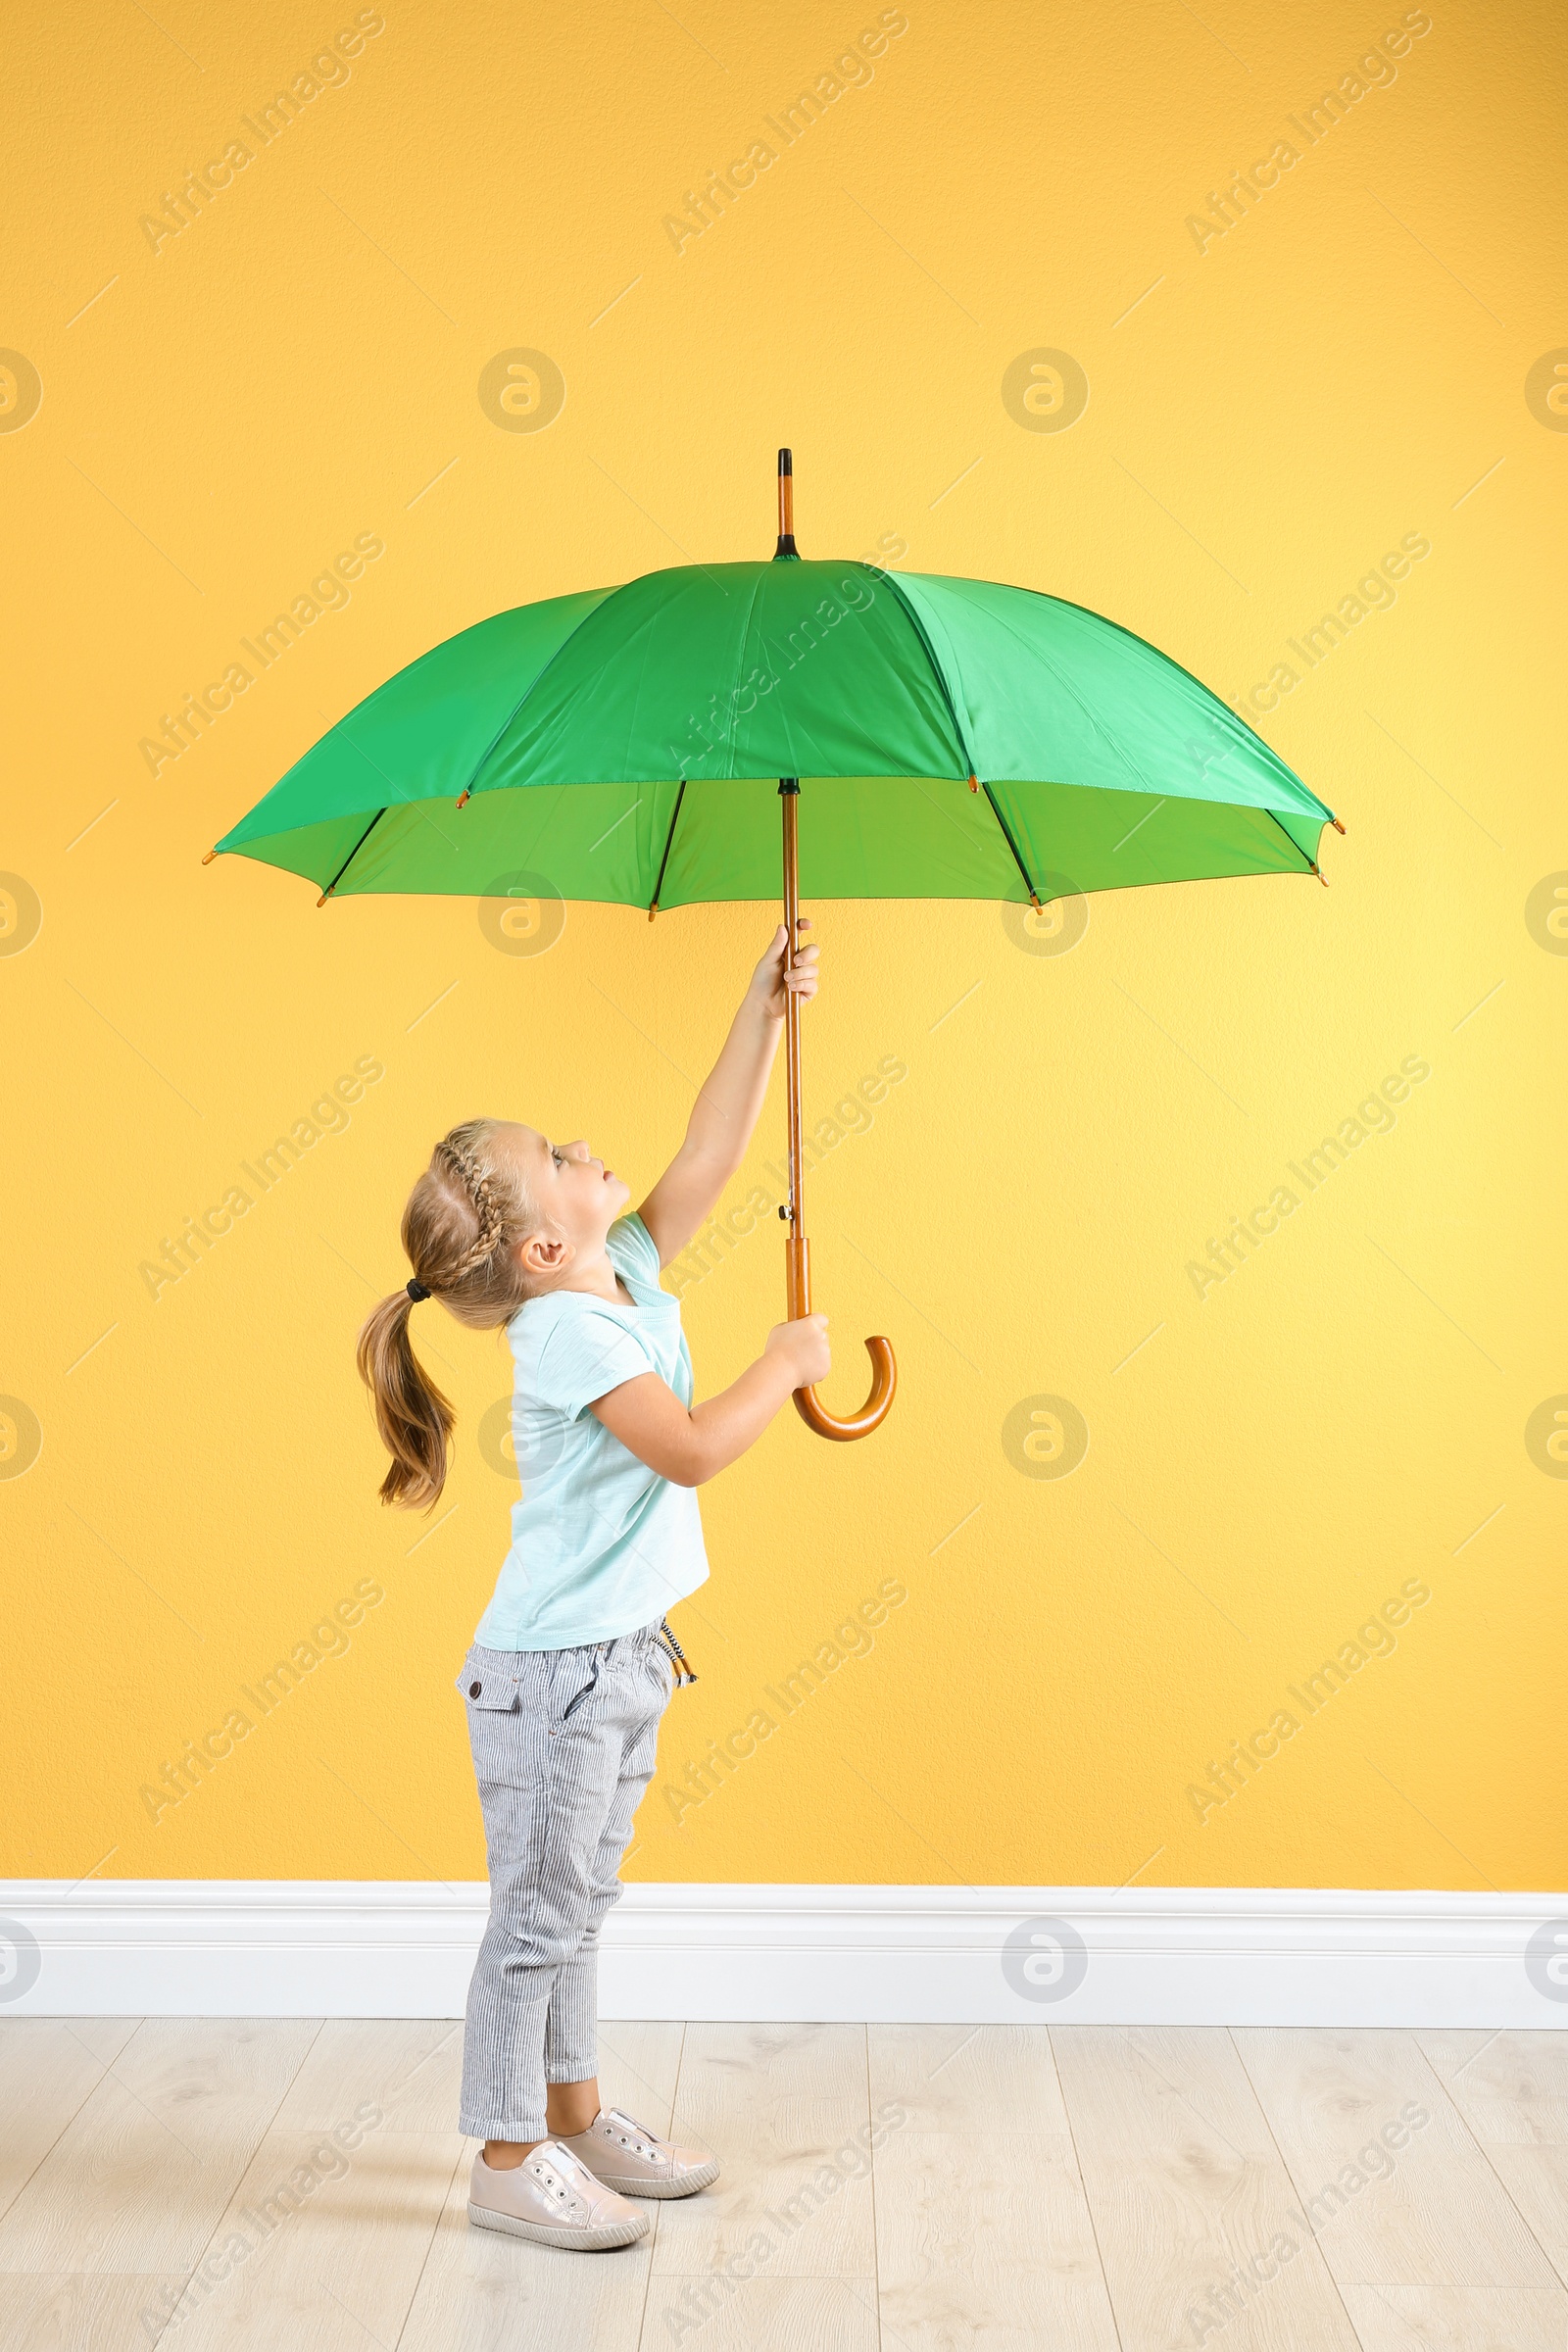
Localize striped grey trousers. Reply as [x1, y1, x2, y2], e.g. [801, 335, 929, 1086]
[456, 1620, 674, 2141]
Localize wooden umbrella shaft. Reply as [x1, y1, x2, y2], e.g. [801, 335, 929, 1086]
[780, 779, 810, 1318]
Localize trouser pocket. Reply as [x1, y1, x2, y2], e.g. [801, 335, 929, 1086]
[559, 1653, 601, 1724]
[457, 1649, 546, 1798]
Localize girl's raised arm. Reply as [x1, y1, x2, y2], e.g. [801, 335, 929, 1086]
[637, 921, 818, 1267]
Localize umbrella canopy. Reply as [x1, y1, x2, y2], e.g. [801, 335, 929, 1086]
[212, 558, 1335, 913]
[210, 452, 1338, 1443]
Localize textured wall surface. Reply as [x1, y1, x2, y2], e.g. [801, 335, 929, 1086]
[4, 0, 1563, 1891]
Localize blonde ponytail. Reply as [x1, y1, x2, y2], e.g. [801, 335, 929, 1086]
[356, 1291, 455, 1510]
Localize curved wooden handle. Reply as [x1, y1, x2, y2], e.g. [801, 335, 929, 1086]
[786, 1233, 897, 1442]
[793, 1335, 898, 1441]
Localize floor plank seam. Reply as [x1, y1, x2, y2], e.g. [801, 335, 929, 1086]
[1224, 2023, 1371, 2350]
[1410, 2031, 1566, 2291]
[0, 2022, 132, 2232]
[1048, 2025, 1130, 2352]
[391, 2134, 469, 2352]
[865, 2023, 883, 2352]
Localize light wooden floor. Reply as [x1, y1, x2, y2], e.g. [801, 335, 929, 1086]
[3, 2020, 1567, 2350]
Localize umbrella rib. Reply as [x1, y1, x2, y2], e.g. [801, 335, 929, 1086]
[318, 808, 387, 905]
[1261, 805, 1320, 874]
[648, 779, 687, 915]
[978, 781, 1041, 908]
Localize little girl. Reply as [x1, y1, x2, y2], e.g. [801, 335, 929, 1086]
[357, 921, 829, 2252]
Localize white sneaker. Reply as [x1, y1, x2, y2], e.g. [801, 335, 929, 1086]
[558, 2106, 721, 2199]
[466, 2142, 650, 2249]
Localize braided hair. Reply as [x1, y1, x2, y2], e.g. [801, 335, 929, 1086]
[356, 1119, 544, 1509]
[432, 1132, 504, 1280]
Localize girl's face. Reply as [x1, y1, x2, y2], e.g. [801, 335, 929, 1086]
[502, 1123, 631, 1267]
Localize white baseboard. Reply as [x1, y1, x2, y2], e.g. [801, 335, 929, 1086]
[2, 1882, 1565, 2027]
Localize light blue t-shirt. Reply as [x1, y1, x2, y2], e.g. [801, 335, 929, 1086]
[474, 1212, 710, 1649]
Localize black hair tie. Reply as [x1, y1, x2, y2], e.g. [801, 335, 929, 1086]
[406, 1277, 431, 1302]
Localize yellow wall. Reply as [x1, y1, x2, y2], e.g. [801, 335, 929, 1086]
[5, 0, 1563, 1894]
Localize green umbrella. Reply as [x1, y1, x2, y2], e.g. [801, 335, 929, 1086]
[209, 450, 1340, 1441]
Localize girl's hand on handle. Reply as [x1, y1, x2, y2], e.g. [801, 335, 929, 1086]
[764, 1312, 831, 1389]
[750, 920, 819, 1021]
